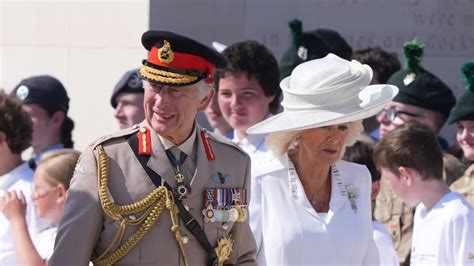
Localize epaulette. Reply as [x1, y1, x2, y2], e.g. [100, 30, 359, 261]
[90, 124, 141, 149]
[201, 129, 248, 157]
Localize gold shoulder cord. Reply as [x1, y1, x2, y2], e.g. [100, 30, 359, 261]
[93, 145, 189, 266]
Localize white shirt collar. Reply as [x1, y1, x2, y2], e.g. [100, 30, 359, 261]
[232, 132, 267, 153]
[232, 113, 272, 154]
[158, 126, 197, 157]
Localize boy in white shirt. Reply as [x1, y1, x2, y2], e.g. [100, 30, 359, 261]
[374, 120, 474, 265]
[344, 140, 399, 266]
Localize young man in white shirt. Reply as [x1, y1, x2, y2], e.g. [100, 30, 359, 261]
[374, 120, 474, 266]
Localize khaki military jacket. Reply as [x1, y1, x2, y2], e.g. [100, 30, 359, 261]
[374, 177, 413, 265]
[49, 122, 257, 265]
[450, 164, 474, 207]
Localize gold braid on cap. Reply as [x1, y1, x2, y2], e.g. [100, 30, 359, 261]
[93, 145, 189, 266]
[140, 64, 198, 85]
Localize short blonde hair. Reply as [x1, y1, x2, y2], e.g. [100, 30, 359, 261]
[36, 149, 81, 190]
[266, 120, 364, 158]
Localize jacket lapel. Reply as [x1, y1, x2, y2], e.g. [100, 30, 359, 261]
[187, 127, 211, 200]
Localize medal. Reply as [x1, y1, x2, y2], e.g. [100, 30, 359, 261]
[203, 188, 248, 223]
[174, 173, 185, 183]
[165, 148, 191, 199]
[202, 205, 216, 222]
[235, 205, 247, 222]
[176, 184, 191, 200]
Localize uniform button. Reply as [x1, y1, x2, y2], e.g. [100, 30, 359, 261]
[128, 215, 136, 220]
[222, 223, 230, 230]
[182, 234, 189, 244]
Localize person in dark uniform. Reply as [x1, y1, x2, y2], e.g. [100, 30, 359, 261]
[49, 31, 257, 266]
[11, 75, 74, 170]
[110, 69, 146, 129]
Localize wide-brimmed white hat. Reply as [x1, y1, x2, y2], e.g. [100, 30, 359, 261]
[247, 53, 398, 134]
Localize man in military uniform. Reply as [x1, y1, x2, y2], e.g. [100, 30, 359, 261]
[375, 40, 457, 265]
[447, 61, 474, 207]
[50, 31, 257, 265]
[110, 69, 146, 129]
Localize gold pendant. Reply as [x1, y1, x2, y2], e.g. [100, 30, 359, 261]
[215, 234, 234, 265]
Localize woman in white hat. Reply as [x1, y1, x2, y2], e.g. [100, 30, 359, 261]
[247, 53, 398, 265]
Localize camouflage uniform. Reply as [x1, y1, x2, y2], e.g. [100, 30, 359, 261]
[374, 177, 413, 266]
[450, 164, 474, 207]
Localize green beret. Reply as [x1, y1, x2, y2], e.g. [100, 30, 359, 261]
[387, 39, 455, 117]
[279, 19, 352, 80]
[448, 62, 474, 124]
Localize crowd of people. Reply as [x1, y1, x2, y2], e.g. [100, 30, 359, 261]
[0, 18, 473, 266]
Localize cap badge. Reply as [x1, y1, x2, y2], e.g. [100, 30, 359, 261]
[403, 73, 416, 86]
[16, 85, 29, 101]
[127, 74, 141, 90]
[297, 46, 308, 60]
[158, 40, 175, 64]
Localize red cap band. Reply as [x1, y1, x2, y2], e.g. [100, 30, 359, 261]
[148, 47, 215, 83]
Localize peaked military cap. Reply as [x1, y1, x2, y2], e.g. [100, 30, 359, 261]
[139, 30, 227, 86]
[387, 39, 455, 117]
[11, 75, 69, 113]
[110, 68, 143, 108]
[448, 62, 474, 124]
[279, 19, 352, 80]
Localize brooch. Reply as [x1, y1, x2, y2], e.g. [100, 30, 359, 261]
[215, 235, 234, 265]
[211, 172, 230, 184]
[345, 184, 359, 213]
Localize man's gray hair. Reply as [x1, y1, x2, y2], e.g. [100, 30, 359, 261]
[196, 80, 213, 99]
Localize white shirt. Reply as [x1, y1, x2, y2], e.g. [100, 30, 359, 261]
[33, 226, 57, 260]
[232, 131, 267, 161]
[251, 155, 379, 265]
[0, 162, 39, 265]
[232, 131, 274, 249]
[373, 220, 399, 266]
[411, 192, 474, 266]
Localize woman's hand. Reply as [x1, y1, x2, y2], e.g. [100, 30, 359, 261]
[0, 191, 27, 223]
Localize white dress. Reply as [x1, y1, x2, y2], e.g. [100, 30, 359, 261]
[373, 220, 399, 266]
[250, 154, 379, 265]
[411, 192, 474, 265]
[33, 226, 57, 260]
[0, 162, 40, 265]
